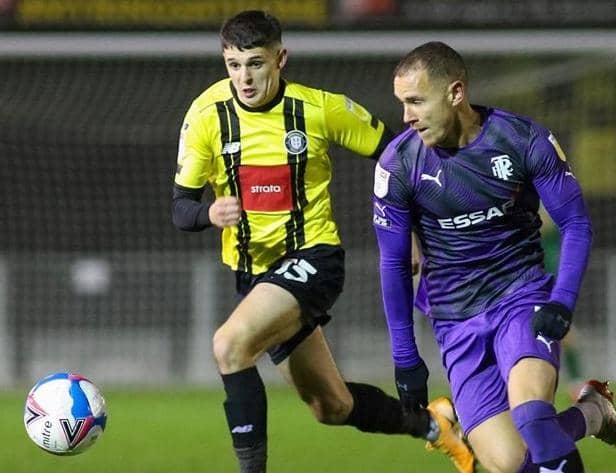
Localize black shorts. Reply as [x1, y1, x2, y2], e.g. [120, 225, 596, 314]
[235, 244, 345, 364]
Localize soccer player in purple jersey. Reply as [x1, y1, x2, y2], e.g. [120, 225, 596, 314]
[373, 41, 616, 473]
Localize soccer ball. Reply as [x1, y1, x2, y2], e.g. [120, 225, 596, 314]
[24, 372, 107, 455]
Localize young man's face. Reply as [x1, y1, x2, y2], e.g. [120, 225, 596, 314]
[394, 67, 458, 148]
[223, 45, 287, 108]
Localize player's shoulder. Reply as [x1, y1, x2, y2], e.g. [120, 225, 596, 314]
[487, 106, 542, 136]
[490, 106, 555, 146]
[189, 78, 233, 115]
[284, 81, 326, 108]
[378, 128, 420, 170]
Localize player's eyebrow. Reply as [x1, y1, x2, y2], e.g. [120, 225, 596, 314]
[225, 53, 266, 62]
[396, 93, 422, 103]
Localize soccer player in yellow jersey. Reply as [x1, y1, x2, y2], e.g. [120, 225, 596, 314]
[172, 10, 475, 473]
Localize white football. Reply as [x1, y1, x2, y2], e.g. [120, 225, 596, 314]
[24, 372, 107, 455]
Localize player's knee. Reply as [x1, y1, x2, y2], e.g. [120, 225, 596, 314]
[303, 395, 351, 425]
[212, 327, 252, 372]
[475, 447, 526, 473]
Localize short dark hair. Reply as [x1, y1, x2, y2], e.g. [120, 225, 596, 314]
[394, 41, 468, 85]
[220, 10, 282, 51]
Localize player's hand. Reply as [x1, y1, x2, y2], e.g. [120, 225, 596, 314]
[532, 301, 572, 341]
[208, 196, 242, 228]
[395, 359, 429, 413]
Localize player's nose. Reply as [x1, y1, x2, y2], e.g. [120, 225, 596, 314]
[239, 67, 252, 84]
[403, 106, 417, 125]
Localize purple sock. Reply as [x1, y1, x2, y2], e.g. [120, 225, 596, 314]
[511, 400, 577, 464]
[557, 406, 586, 441]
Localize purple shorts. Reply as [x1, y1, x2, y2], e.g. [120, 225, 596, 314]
[431, 276, 560, 435]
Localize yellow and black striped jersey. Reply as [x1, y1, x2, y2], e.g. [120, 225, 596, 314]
[175, 78, 388, 274]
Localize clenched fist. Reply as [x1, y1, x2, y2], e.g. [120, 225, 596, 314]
[209, 196, 242, 228]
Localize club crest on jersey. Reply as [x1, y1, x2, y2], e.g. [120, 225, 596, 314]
[284, 130, 308, 154]
[491, 155, 514, 181]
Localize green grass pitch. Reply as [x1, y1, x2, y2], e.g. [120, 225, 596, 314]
[2, 385, 612, 472]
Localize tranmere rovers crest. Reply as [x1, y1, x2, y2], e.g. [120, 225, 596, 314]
[284, 130, 308, 154]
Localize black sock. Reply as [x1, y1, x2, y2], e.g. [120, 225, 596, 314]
[221, 367, 267, 472]
[344, 382, 430, 437]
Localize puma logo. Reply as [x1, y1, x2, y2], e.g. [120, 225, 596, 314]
[536, 334, 555, 353]
[420, 169, 443, 187]
[539, 459, 567, 473]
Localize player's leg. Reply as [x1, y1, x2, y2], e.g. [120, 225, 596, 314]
[466, 411, 527, 473]
[276, 327, 476, 473]
[276, 325, 421, 432]
[213, 282, 306, 473]
[508, 357, 584, 472]
[214, 282, 304, 373]
[213, 244, 347, 473]
[495, 289, 585, 473]
[432, 314, 525, 473]
[574, 380, 616, 445]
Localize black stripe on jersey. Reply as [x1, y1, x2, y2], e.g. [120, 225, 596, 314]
[216, 99, 252, 273]
[368, 125, 395, 161]
[370, 115, 379, 130]
[283, 97, 307, 253]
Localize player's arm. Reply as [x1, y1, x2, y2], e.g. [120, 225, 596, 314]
[173, 185, 241, 230]
[529, 126, 593, 339]
[411, 231, 422, 276]
[373, 157, 428, 412]
[172, 105, 241, 231]
[322, 91, 395, 159]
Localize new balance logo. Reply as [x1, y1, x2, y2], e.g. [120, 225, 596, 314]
[420, 169, 443, 187]
[222, 142, 241, 154]
[536, 334, 555, 353]
[231, 424, 254, 434]
[539, 459, 567, 473]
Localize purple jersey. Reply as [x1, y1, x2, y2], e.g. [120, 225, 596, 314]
[373, 106, 592, 368]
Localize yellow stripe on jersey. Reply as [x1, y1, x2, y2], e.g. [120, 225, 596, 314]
[175, 79, 386, 274]
[548, 132, 567, 162]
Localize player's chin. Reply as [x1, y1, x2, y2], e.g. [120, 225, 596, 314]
[242, 92, 264, 107]
[419, 131, 443, 148]
[419, 135, 437, 147]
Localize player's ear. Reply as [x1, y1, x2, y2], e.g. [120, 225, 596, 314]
[277, 48, 288, 69]
[449, 80, 465, 106]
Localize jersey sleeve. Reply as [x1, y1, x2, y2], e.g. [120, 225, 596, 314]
[528, 125, 593, 310]
[174, 101, 215, 190]
[372, 146, 421, 368]
[322, 91, 389, 159]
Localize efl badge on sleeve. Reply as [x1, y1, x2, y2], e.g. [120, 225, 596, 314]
[374, 163, 390, 198]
